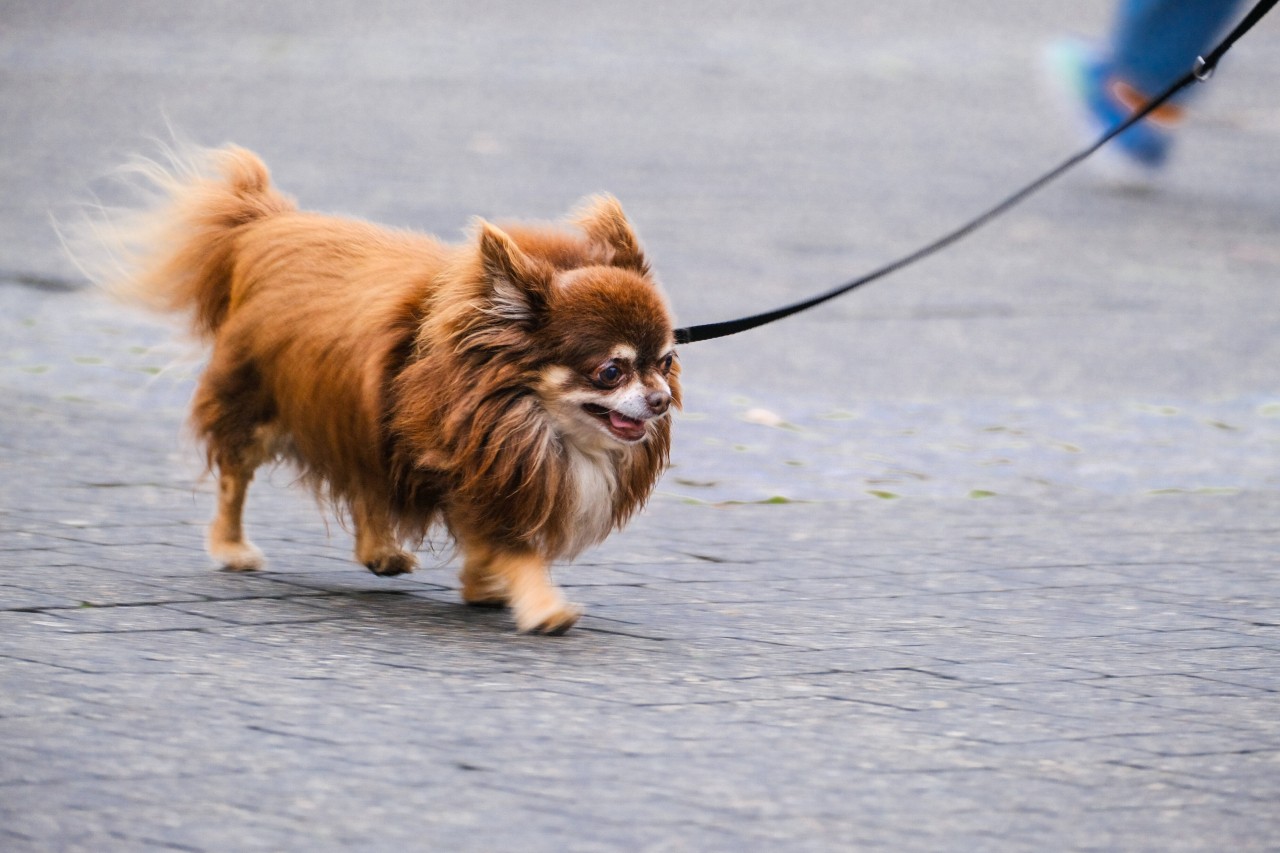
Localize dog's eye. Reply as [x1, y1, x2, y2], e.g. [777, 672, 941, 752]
[660, 353, 675, 374]
[595, 363, 624, 388]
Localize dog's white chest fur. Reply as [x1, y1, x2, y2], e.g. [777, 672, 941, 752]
[562, 445, 619, 557]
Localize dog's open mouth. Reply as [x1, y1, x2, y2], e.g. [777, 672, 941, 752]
[583, 404, 647, 442]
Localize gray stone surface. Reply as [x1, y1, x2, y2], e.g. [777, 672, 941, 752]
[2, 1, 1279, 850]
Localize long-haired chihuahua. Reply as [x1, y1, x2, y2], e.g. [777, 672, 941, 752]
[94, 145, 679, 634]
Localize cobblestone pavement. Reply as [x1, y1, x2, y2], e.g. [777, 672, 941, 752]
[3, 1, 1279, 850]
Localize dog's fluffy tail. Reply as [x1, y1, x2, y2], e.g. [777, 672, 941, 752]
[76, 144, 295, 339]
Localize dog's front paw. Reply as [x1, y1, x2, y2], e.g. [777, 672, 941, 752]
[365, 550, 418, 577]
[515, 600, 584, 636]
[210, 540, 265, 572]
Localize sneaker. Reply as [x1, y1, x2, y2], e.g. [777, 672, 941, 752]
[1045, 38, 1182, 179]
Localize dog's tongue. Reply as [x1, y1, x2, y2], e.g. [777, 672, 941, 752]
[609, 411, 646, 441]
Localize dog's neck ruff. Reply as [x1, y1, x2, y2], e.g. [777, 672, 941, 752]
[558, 441, 621, 559]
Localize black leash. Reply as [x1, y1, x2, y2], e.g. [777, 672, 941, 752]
[674, 0, 1277, 346]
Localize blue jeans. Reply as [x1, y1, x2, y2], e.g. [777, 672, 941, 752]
[1110, 0, 1244, 97]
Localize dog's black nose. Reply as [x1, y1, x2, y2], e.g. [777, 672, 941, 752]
[646, 390, 671, 415]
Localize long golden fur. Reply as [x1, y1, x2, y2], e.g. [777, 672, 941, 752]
[97, 145, 679, 634]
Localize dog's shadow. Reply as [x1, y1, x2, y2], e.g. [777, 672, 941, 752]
[240, 569, 612, 642]
[208, 554, 659, 643]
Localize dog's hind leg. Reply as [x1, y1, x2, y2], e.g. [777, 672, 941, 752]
[353, 497, 418, 576]
[208, 460, 265, 571]
[193, 354, 275, 571]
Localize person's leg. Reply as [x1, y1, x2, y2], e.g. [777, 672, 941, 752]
[1111, 0, 1243, 97]
[1047, 0, 1242, 173]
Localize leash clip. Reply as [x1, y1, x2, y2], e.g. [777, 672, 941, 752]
[1192, 56, 1215, 82]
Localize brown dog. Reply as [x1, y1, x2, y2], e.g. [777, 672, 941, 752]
[98, 145, 679, 634]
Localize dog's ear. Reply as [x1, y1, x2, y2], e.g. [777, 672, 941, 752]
[477, 220, 550, 324]
[574, 195, 648, 274]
